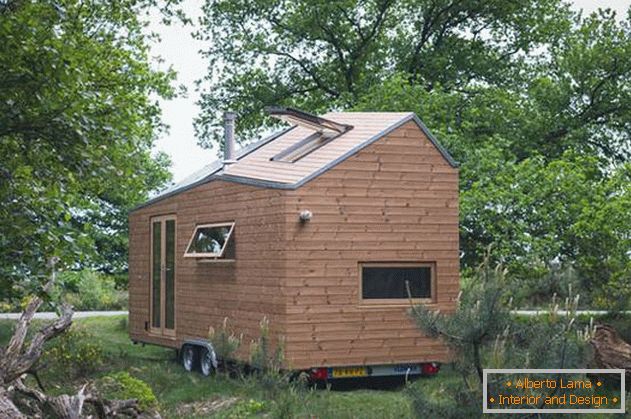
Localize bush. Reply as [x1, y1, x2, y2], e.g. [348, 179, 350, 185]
[209, 317, 242, 372]
[44, 325, 104, 378]
[98, 371, 157, 411]
[408, 256, 595, 418]
[224, 399, 266, 419]
[249, 317, 284, 374]
[247, 316, 301, 405]
[60, 270, 127, 311]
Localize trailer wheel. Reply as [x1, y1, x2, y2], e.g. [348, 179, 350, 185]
[181, 344, 197, 372]
[199, 347, 214, 377]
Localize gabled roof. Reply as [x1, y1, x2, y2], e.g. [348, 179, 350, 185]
[134, 111, 457, 210]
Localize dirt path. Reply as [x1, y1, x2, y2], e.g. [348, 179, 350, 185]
[0, 311, 128, 320]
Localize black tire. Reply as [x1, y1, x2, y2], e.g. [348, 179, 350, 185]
[199, 347, 214, 377]
[181, 345, 197, 372]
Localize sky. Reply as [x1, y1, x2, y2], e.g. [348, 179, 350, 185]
[149, 0, 631, 183]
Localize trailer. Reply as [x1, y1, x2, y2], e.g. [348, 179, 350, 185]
[128, 107, 459, 380]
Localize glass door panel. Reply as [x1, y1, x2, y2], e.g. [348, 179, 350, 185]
[150, 216, 176, 336]
[165, 219, 175, 331]
[151, 221, 161, 329]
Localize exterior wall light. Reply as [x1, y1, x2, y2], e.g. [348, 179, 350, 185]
[299, 210, 313, 222]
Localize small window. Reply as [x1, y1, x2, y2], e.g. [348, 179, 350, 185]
[184, 222, 235, 259]
[360, 263, 434, 304]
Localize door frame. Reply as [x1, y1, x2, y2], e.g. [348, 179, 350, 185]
[149, 214, 177, 338]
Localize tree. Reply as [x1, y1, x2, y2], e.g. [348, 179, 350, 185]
[194, 0, 571, 146]
[409, 257, 595, 417]
[460, 153, 631, 308]
[0, 0, 181, 302]
[195, 1, 631, 306]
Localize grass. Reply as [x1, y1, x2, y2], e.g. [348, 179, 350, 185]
[2, 315, 627, 418]
[0, 315, 451, 418]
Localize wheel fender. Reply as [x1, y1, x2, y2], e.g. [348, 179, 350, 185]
[182, 339, 218, 369]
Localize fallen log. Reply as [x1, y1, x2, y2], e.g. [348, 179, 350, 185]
[590, 324, 631, 381]
[0, 258, 151, 418]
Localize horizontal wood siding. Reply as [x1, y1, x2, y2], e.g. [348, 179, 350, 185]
[282, 121, 459, 369]
[129, 180, 286, 361]
[129, 119, 459, 370]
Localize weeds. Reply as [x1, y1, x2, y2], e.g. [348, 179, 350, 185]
[209, 317, 242, 373]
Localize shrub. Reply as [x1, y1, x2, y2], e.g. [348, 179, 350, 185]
[98, 371, 157, 411]
[60, 270, 127, 311]
[408, 256, 595, 418]
[44, 325, 104, 378]
[117, 316, 128, 332]
[209, 317, 242, 372]
[225, 399, 266, 419]
[249, 317, 284, 374]
[248, 317, 297, 402]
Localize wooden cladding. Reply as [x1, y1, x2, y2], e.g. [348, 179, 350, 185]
[129, 119, 459, 369]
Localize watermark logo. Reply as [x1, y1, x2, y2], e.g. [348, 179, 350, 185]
[483, 369, 625, 414]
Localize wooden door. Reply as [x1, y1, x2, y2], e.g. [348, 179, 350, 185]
[150, 215, 176, 337]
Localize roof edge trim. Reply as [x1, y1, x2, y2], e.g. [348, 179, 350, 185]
[129, 125, 295, 212]
[285, 112, 458, 189]
[130, 112, 458, 211]
[214, 113, 457, 190]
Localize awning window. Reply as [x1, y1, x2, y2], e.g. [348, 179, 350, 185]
[184, 222, 235, 258]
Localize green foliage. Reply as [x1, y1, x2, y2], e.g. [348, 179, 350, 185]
[0, 316, 424, 418]
[99, 371, 157, 411]
[44, 324, 105, 378]
[196, 2, 631, 308]
[249, 317, 284, 375]
[0, 0, 181, 303]
[409, 257, 595, 417]
[224, 399, 267, 419]
[60, 270, 128, 311]
[209, 317, 242, 372]
[117, 316, 128, 332]
[461, 154, 631, 308]
[248, 316, 295, 404]
[195, 0, 571, 146]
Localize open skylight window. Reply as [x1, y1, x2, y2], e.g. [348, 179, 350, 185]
[271, 131, 338, 162]
[267, 107, 353, 163]
[266, 106, 352, 134]
[184, 222, 235, 259]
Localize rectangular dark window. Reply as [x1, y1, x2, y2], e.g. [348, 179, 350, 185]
[361, 264, 433, 302]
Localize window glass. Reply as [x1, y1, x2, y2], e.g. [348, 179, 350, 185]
[361, 265, 432, 300]
[151, 221, 161, 328]
[185, 223, 235, 257]
[271, 132, 337, 162]
[165, 220, 175, 329]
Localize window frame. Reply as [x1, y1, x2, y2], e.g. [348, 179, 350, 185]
[358, 262, 436, 306]
[271, 130, 342, 163]
[183, 222, 235, 259]
[149, 214, 177, 338]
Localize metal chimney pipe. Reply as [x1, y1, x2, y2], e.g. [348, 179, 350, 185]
[223, 111, 236, 164]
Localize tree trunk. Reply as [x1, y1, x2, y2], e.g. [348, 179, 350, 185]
[590, 324, 631, 380]
[0, 258, 148, 418]
[0, 388, 26, 419]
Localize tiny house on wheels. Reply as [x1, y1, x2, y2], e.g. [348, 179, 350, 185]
[128, 107, 460, 380]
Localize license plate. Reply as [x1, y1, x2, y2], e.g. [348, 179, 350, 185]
[331, 367, 367, 378]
